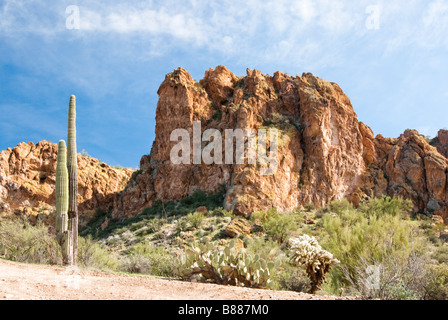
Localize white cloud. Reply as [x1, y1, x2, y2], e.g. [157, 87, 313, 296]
[1, 0, 447, 67]
[421, 0, 448, 47]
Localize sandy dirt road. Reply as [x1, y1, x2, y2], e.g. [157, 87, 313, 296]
[0, 259, 358, 300]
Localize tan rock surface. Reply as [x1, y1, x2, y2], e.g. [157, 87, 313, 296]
[436, 129, 448, 158]
[111, 66, 448, 223]
[0, 141, 134, 225]
[225, 217, 252, 238]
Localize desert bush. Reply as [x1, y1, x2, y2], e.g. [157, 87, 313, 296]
[340, 250, 430, 300]
[176, 217, 190, 232]
[288, 235, 339, 294]
[177, 240, 272, 288]
[424, 264, 448, 300]
[328, 198, 353, 214]
[304, 203, 315, 212]
[0, 217, 61, 265]
[359, 195, 413, 217]
[77, 236, 119, 270]
[208, 207, 233, 217]
[185, 211, 204, 229]
[314, 208, 327, 219]
[250, 210, 267, 223]
[278, 267, 312, 293]
[263, 213, 296, 244]
[432, 244, 448, 264]
[120, 254, 152, 274]
[120, 243, 178, 277]
[321, 197, 430, 297]
[176, 212, 204, 232]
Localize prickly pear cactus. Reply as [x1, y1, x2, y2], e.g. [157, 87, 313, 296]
[178, 240, 272, 288]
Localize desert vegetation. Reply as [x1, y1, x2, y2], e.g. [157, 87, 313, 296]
[1, 193, 447, 300]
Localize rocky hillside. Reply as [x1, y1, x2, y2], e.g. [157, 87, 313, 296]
[112, 66, 448, 222]
[0, 141, 134, 225]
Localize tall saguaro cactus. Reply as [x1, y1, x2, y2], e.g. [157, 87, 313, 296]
[67, 95, 79, 265]
[56, 140, 73, 265]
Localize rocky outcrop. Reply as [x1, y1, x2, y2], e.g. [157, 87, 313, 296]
[435, 129, 448, 159]
[0, 141, 134, 225]
[112, 66, 448, 222]
[225, 218, 252, 238]
[354, 130, 448, 219]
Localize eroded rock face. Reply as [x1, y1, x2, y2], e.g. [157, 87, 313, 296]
[435, 129, 448, 159]
[359, 130, 448, 220]
[111, 66, 447, 222]
[0, 141, 134, 225]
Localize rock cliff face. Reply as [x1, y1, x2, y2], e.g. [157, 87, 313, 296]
[0, 141, 134, 225]
[112, 66, 448, 222]
[2, 67, 446, 225]
[435, 129, 448, 159]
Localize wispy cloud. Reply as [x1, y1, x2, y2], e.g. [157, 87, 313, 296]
[1, 0, 447, 166]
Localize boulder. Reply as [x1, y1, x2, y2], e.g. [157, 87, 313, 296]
[225, 218, 252, 238]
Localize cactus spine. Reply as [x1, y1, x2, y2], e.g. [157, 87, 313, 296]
[67, 95, 79, 265]
[56, 140, 73, 265]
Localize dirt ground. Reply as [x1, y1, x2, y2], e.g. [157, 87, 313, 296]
[0, 259, 359, 300]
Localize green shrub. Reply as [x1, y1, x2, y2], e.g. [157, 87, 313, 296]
[328, 198, 353, 214]
[0, 217, 61, 265]
[304, 203, 315, 212]
[209, 207, 234, 218]
[339, 249, 430, 300]
[176, 217, 190, 233]
[424, 264, 448, 300]
[120, 243, 178, 277]
[277, 267, 311, 293]
[432, 245, 448, 265]
[0, 217, 118, 270]
[119, 254, 151, 274]
[263, 213, 296, 244]
[185, 212, 204, 229]
[321, 197, 429, 297]
[359, 196, 413, 217]
[77, 236, 119, 270]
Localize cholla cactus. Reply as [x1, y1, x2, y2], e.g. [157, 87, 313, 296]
[288, 235, 339, 294]
[178, 240, 272, 288]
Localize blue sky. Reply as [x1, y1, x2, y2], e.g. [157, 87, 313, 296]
[0, 0, 447, 168]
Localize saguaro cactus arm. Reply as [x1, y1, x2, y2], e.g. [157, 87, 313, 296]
[56, 140, 69, 236]
[67, 95, 78, 215]
[55, 140, 73, 265]
[67, 95, 79, 265]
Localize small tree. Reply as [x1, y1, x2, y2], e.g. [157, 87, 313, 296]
[288, 235, 339, 294]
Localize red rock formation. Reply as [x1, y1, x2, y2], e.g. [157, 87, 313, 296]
[0, 141, 134, 225]
[111, 66, 448, 222]
[435, 129, 448, 158]
[3, 67, 446, 224]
